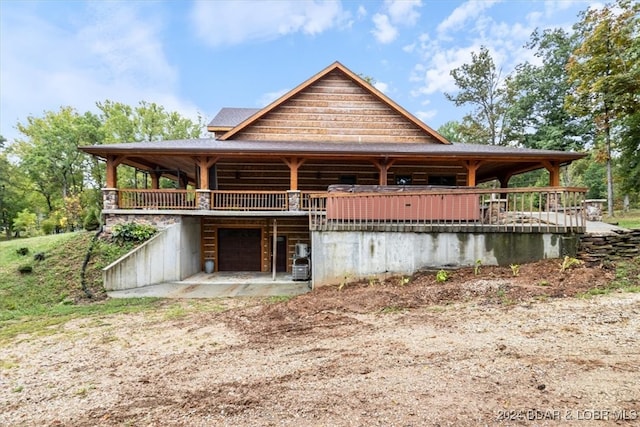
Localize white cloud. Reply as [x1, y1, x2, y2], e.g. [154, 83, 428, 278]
[373, 81, 389, 93]
[357, 5, 367, 18]
[190, 0, 349, 47]
[0, 2, 200, 143]
[416, 110, 437, 122]
[258, 89, 291, 107]
[386, 0, 422, 25]
[437, 0, 500, 35]
[410, 44, 482, 95]
[371, 13, 398, 43]
[370, 0, 422, 44]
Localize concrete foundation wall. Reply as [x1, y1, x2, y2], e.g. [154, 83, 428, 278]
[179, 217, 201, 279]
[311, 231, 576, 287]
[103, 220, 202, 291]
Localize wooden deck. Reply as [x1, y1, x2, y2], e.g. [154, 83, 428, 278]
[111, 187, 587, 233]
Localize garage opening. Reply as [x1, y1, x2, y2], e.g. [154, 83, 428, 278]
[217, 228, 262, 271]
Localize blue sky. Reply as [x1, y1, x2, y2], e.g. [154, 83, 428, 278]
[1, 0, 596, 144]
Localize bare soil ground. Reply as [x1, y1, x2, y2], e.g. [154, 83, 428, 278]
[1, 259, 639, 426]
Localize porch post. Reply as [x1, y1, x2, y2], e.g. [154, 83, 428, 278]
[150, 171, 161, 189]
[463, 160, 481, 187]
[373, 159, 396, 185]
[287, 190, 301, 211]
[543, 161, 561, 187]
[195, 156, 219, 190]
[194, 156, 218, 210]
[498, 173, 512, 188]
[106, 155, 123, 189]
[102, 189, 119, 210]
[283, 157, 306, 191]
[104, 156, 123, 210]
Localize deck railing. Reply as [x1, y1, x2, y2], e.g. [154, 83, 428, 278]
[210, 190, 288, 211]
[118, 189, 197, 209]
[114, 187, 588, 233]
[308, 187, 587, 233]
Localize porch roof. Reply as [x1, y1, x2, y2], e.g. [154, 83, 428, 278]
[81, 138, 584, 162]
[80, 139, 585, 185]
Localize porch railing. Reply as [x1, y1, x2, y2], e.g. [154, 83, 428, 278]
[118, 189, 197, 209]
[308, 187, 587, 233]
[210, 190, 288, 211]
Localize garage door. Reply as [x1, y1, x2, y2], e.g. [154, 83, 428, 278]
[218, 228, 262, 271]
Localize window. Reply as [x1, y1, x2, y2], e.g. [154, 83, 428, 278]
[339, 175, 357, 185]
[428, 175, 456, 186]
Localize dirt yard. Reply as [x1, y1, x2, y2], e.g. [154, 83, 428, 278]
[1, 259, 639, 426]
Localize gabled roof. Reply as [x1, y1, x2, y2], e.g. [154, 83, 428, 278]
[207, 108, 261, 132]
[218, 61, 450, 144]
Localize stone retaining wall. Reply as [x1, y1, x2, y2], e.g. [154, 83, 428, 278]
[579, 229, 640, 264]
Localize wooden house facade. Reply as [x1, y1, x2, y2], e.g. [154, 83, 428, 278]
[81, 62, 587, 287]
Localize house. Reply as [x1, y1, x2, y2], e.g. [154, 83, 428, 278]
[80, 61, 587, 291]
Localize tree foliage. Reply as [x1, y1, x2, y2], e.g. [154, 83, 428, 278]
[566, 0, 640, 213]
[11, 107, 103, 213]
[436, 121, 463, 143]
[96, 100, 205, 189]
[445, 46, 508, 145]
[505, 28, 592, 152]
[8, 101, 205, 234]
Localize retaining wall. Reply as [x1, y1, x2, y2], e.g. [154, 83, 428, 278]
[579, 229, 640, 264]
[103, 218, 201, 291]
[311, 231, 577, 287]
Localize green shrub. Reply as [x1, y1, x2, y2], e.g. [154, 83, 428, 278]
[111, 223, 157, 244]
[83, 209, 101, 231]
[41, 218, 58, 235]
[16, 247, 29, 256]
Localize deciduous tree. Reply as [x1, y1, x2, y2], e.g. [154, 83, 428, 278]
[566, 0, 640, 215]
[445, 46, 508, 145]
[505, 28, 593, 153]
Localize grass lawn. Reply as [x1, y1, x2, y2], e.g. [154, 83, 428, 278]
[0, 232, 164, 343]
[604, 208, 640, 229]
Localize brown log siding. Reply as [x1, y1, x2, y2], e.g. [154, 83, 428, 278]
[230, 70, 437, 144]
[213, 161, 467, 191]
[201, 217, 310, 273]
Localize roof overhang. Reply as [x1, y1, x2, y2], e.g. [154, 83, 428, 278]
[80, 139, 586, 184]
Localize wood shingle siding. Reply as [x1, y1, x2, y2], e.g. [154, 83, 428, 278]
[231, 70, 437, 144]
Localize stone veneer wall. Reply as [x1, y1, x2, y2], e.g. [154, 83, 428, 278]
[579, 229, 640, 264]
[103, 213, 183, 233]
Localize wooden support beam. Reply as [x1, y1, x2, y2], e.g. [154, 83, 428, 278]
[150, 170, 161, 189]
[542, 161, 561, 187]
[372, 158, 396, 185]
[106, 155, 124, 188]
[497, 172, 513, 188]
[194, 156, 219, 190]
[463, 160, 482, 187]
[283, 157, 306, 190]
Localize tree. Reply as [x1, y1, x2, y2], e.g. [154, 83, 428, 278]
[12, 107, 103, 213]
[97, 100, 203, 143]
[436, 121, 463, 142]
[566, 0, 640, 216]
[12, 208, 37, 238]
[445, 46, 508, 145]
[505, 28, 593, 153]
[97, 100, 205, 188]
